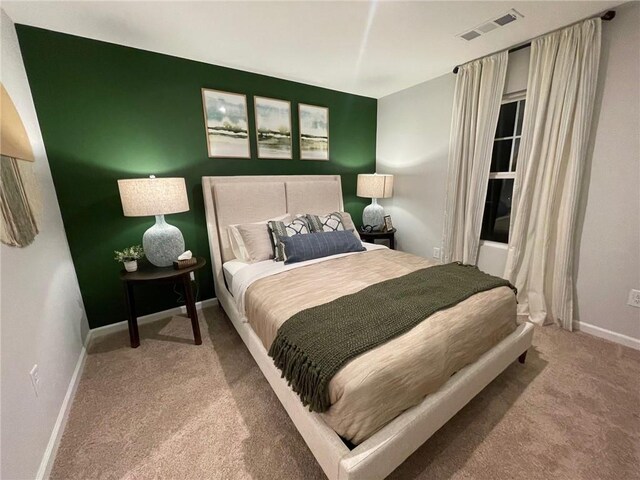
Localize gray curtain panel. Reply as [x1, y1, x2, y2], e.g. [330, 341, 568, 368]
[1, 155, 38, 247]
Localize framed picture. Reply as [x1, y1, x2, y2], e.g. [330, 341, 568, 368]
[201, 88, 250, 158]
[254, 96, 292, 159]
[299, 103, 329, 160]
[383, 215, 394, 232]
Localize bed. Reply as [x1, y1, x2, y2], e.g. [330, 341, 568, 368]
[202, 175, 534, 480]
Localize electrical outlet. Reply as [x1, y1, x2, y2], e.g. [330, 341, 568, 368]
[433, 247, 441, 259]
[628, 289, 640, 308]
[29, 364, 40, 397]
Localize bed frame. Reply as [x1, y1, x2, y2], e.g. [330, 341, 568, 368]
[202, 175, 534, 480]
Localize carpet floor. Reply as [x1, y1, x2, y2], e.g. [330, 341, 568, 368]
[51, 306, 640, 480]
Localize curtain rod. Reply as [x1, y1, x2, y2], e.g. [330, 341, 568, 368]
[452, 10, 616, 74]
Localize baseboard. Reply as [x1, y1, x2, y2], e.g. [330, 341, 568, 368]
[89, 297, 218, 342]
[35, 335, 90, 480]
[574, 321, 640, 351]
[35, 297, 218, 478]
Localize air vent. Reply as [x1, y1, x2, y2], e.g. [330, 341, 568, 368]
[495, 13, 517, 26]
[461, 30, 481, 41]
[458, 8, 523, 41]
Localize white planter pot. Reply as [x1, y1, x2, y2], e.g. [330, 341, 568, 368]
[124, 260, 138, 272]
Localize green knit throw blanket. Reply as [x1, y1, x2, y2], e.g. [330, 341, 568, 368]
[268, 262, 516, 413]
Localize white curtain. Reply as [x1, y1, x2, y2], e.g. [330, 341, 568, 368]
[442, 52, 508, 265]
[504, 19, 601, 329]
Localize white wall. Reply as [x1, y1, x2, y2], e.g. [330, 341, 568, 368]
[0, 10, 89, 480]
[376, 73, 455, 259]
[575, 1, 640, 343]
[377, 2, 640, 344]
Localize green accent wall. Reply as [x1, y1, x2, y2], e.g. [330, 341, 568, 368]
[17, 25, 377, 329]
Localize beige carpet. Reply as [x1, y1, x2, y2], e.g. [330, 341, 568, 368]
[51, 306, 640, 480]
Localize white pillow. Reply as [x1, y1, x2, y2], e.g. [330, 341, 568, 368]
[228, 214, 290, 263]
[340, 212, 361, 239]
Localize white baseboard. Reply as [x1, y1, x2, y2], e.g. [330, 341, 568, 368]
[36, 297, 218, 478]
[574, 321, 640, 351]
[89, 297, 218, 342]
[36, 336, 89, 480]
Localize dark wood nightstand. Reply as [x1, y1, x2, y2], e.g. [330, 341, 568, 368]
[359, 228, 396, 250]
[119, 258, 206, 348]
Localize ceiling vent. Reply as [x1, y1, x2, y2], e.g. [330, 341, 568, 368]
[458, 9, 523, 41]
[461, 30, 482, 41]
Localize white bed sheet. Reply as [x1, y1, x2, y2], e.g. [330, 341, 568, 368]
[222, 259, 250, 294]
[224, 242, 386, 315]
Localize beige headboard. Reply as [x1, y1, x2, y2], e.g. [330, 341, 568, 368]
[202, 175, 343, 297]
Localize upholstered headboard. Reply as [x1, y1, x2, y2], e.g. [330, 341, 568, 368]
[202, 175, 343, 297]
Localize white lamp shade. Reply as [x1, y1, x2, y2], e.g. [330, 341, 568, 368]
[118, 177, 189, 217]
[356, 174, 393, 199]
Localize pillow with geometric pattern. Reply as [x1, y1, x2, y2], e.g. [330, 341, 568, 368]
[305, 212, 345, 233]
[306, 211, 360, 239]
[267, 216, 310, 261]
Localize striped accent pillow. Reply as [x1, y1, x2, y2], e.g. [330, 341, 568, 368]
[268, 216, 310, 261]
[280, 230, 365, 264]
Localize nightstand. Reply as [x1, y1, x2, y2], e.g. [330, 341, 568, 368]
[119, 258, 206, 348]
[359, 228, 396, 250]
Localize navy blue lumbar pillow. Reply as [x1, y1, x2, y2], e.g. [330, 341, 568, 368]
[281, 230, 365, 265]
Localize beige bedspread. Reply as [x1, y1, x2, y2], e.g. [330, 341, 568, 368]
[245, 249, 517, 444]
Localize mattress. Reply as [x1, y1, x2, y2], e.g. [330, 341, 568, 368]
[222, 259, 249, 295]
[237, 248, 517, 444]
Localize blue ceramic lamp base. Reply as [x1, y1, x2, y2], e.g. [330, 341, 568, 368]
[142, 215, 185, 267]
[362, 198, 385, 231]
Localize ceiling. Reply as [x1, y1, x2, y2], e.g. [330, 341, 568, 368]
[2, 1, 622, 98]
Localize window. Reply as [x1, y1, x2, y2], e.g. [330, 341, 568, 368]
[480, 94, 526, 244]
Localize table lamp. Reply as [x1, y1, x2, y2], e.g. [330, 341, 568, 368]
[356, 173, 394, 231]
[117, 175, 189, 267]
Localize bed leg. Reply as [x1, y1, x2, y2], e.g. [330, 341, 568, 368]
[518, 350, 528, 364]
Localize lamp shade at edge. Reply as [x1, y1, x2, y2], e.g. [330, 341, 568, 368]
[1, 84, 35, 162]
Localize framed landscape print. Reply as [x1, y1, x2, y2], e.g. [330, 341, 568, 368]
[299, 103, 329, 160]
[254, 96, 292, 159]
[201, 89, 250, 158]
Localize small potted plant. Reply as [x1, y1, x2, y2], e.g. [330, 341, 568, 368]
[114, 245, 144, 272]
